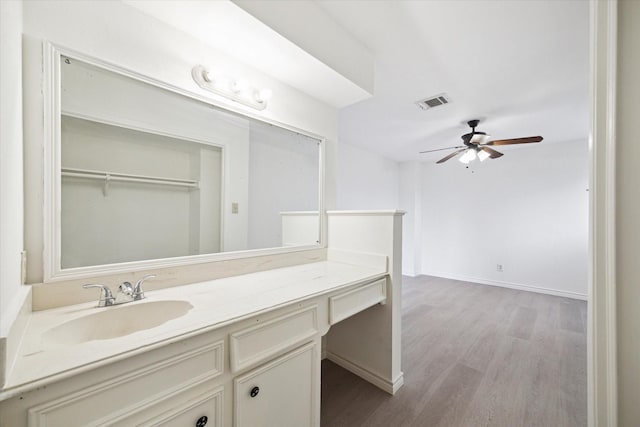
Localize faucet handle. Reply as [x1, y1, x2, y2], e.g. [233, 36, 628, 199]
[83, 284, 115, 307]
[119, 281, 134, 295]
[133, 274, 155, 301]
[114, 281, 134, 304]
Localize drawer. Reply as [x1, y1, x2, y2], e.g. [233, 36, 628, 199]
[28, 340, 224, 426]
[329, 278, 387, 325]
[134, 384, 224, 427]
[230, 306, 318, 373]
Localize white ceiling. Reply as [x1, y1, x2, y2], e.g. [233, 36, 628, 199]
[124, 0, 590, 163]
[122, 0, 372, 108]
[317, 0, 590, 162]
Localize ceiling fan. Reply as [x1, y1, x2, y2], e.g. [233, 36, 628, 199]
[419, 119, 543, 164]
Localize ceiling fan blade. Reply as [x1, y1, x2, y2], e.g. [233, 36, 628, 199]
[481, 146, 503, 159]
[436, 148, 467, 164]
[419, 145, 465, 154]
[485, 136, 543, 146]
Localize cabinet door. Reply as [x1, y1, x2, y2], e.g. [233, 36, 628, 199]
[234, 341, 318, 427]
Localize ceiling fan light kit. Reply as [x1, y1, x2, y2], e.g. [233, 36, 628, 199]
[458, 149, 476, 164]
[477, 149, 491, 162]
[419, 119, 543, 164]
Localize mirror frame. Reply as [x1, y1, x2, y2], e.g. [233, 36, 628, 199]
[43, 42, 325, 282]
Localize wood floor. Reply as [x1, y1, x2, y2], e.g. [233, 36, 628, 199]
[321, 275, 587, 427]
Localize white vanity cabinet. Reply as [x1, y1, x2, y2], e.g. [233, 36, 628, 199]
[0, 301, 326, 427]
[0, 271, 395, 427]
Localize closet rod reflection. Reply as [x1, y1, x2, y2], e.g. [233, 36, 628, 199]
[61, 167, 199, 189]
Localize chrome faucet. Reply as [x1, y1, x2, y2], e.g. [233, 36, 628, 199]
[133, 274, 155, 301]
[83, 274, 155, 307]
[82, 284, 115, 307]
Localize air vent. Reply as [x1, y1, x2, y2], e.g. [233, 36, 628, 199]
[415, 93, 451, 111]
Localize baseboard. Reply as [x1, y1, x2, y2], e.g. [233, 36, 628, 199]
[325, 351, 404, 395]
[402, 271, 420, 278]
[422, 271, 588, 301]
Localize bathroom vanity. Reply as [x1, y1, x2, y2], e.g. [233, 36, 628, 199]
[0, 212, 404, 426]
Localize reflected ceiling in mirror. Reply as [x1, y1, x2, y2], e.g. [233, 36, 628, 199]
[51, 49, 322, 277]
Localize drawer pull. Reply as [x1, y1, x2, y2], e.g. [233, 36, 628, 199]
[250, 386, 260, 398]
[196, 415, 208, 427]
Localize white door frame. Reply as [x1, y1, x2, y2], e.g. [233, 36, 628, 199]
[588, 0, 617, 426]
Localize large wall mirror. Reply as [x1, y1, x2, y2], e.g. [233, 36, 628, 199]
[45, 45, 323, 280]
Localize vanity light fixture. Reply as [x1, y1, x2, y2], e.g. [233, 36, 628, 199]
[191, 65, 272, 111]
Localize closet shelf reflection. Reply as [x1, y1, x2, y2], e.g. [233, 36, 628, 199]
[61, 167, 199, 196]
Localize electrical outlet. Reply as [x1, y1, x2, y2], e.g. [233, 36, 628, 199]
[496, 264, 503, 272]
[232, 202, 239, 214]
[20, 250, 27, 284]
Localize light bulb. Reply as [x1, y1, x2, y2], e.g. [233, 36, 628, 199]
[202, 69, 213, 83]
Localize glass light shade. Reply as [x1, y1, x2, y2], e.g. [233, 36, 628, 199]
[470, 133, 491, 144]
[459, 149, 476, 164]
[477, 149, 490, 161]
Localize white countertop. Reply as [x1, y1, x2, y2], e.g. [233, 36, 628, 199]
[1, 259, 386, 399]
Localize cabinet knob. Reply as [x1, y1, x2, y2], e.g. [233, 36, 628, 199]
[195, 415, 208, 427]
[250, 386, 260, 398]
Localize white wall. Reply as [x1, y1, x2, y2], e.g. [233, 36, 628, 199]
[399, 162, 421, 276]
[402, 139, 589, 298]
[0, 0, 26, 336]
[336, 142, 400, 210]
[21, 0, 338, 283]
[248, 124, 319, 249]
[616, 0, 640, 423]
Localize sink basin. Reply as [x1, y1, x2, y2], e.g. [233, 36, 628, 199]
[43, 300, 193, 347]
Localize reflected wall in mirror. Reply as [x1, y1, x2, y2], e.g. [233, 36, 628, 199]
[53, 50, 322, 275]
